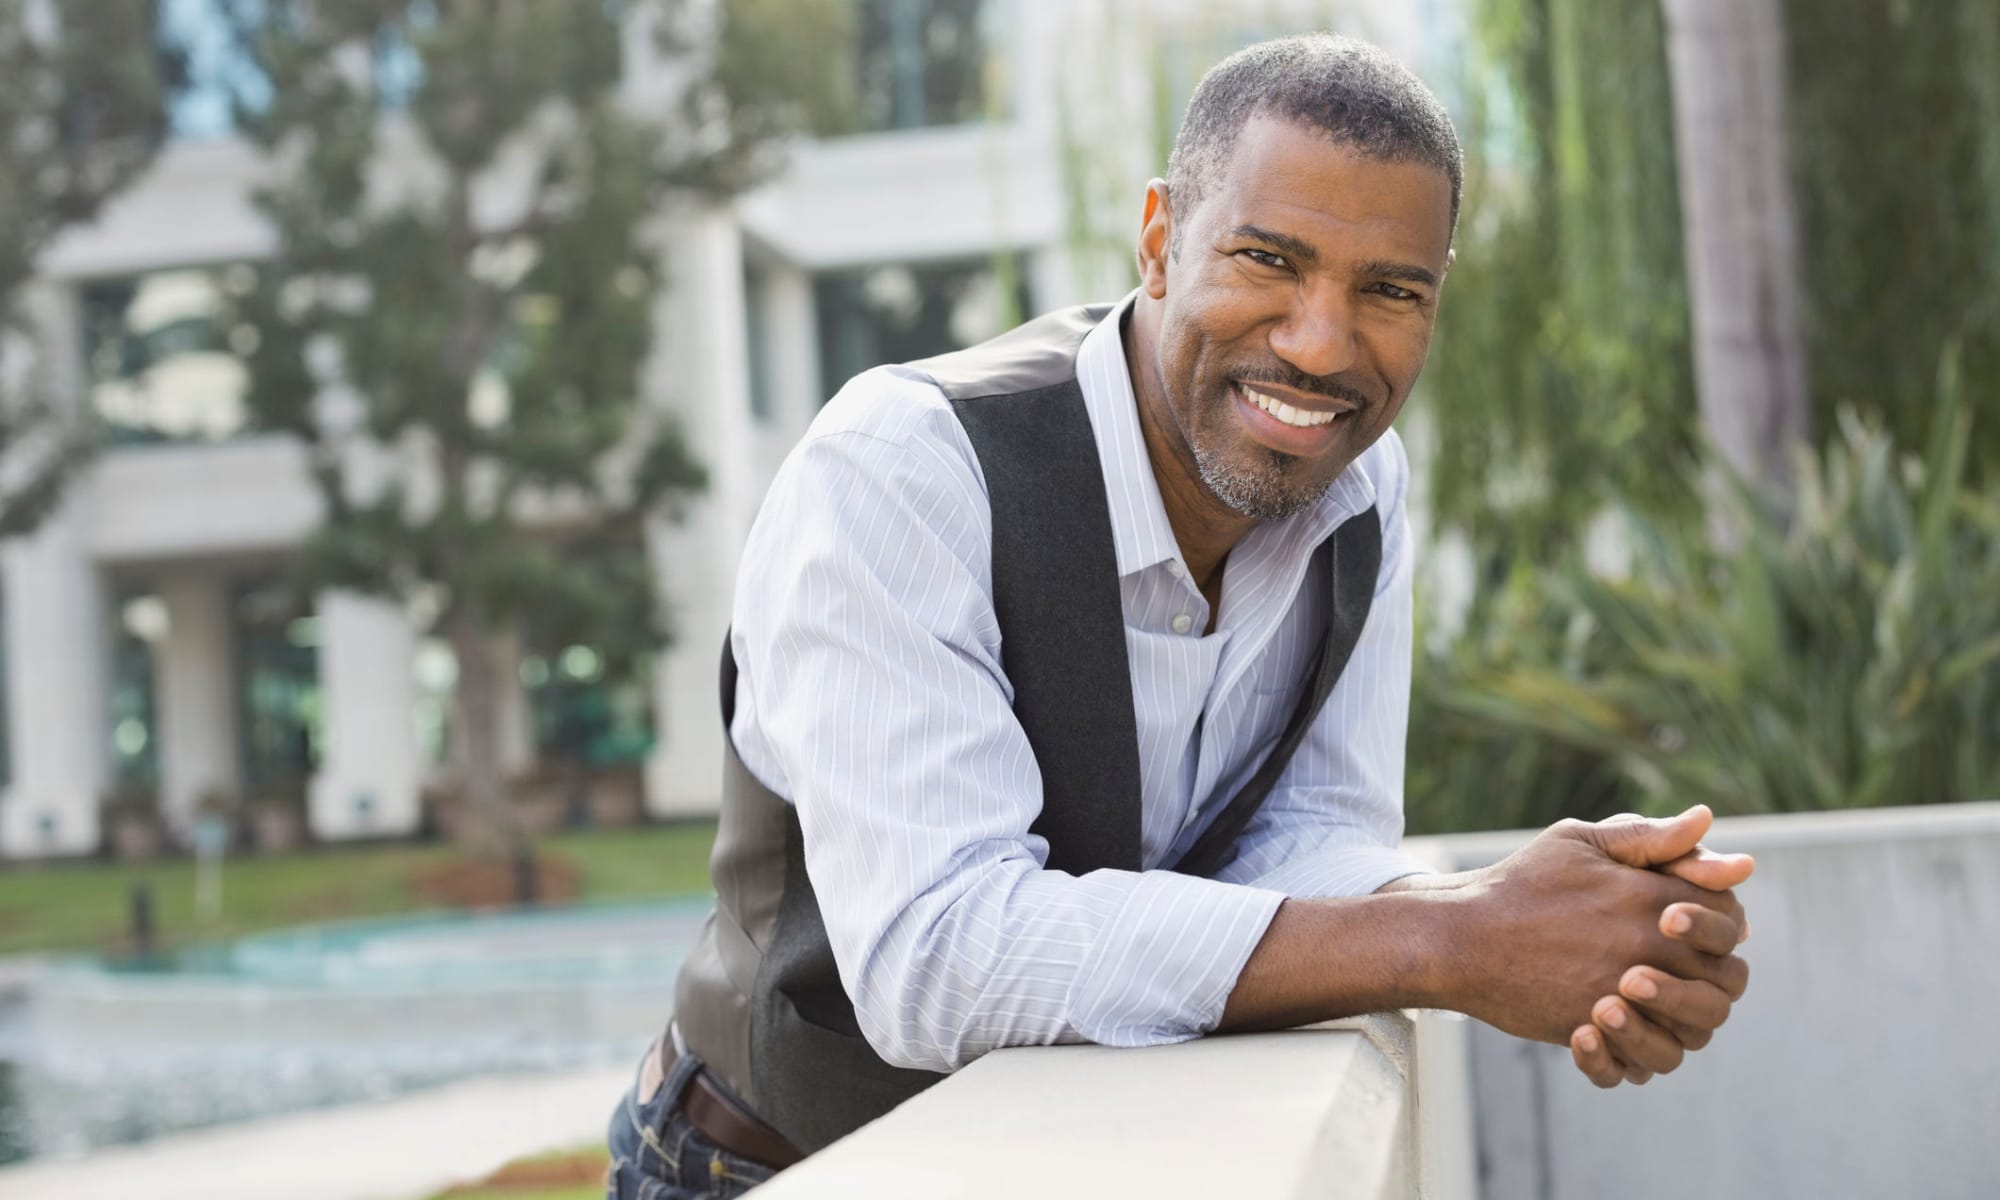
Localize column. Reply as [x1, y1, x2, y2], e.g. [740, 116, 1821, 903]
[0, 509, 110, 857]
[153, 569, 241, 835]
[309, 589, 421, 839]
[645, 207, 754, 818]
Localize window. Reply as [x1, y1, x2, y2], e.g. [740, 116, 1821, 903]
[109, 590, 165, 795]
[814, 255, 1031, 397]
[232, 579, 321, 798]
[852, 0, 995, 133]
[82, 267, 254, 445]
[160, 0, 420, 140]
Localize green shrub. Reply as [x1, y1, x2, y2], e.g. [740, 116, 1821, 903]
[1412, 365, 2000, 825]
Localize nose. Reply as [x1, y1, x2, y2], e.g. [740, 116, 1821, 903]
[1267, 285, 1359, 380]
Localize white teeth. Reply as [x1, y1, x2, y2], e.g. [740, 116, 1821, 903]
[1243, 386, 1342, 428]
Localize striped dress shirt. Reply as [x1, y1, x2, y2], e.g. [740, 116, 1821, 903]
[728, 298, 1431, 1074]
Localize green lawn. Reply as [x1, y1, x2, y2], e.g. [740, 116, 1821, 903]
[0, 822, 717, 957]
[427, 1145, 608, 1200]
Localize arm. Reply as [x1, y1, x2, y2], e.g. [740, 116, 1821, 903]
[734, 387, 1287, 1073]
[1221, 810, 1752, 1053]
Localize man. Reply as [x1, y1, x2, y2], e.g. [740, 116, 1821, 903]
[607, 33, 1751, 1198]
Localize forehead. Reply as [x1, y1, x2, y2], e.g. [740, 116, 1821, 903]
[1199, 113, 1453, 269]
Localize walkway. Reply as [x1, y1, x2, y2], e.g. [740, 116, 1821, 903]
[0, 1065, 629, 1200]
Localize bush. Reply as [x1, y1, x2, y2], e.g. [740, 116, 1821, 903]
[1412, 366, 2000, 825]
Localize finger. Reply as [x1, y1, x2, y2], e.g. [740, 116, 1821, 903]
[1656, 878, 1746, 932]
[1619, 965, 1731, 1043]
[1570, 1024, 1625, 1089]
[1588, 805, 1713, 870]
[1658, 845, 1756, 892]
[1591, 996, 1685, 1076]
[1661, 902, 1743, 957]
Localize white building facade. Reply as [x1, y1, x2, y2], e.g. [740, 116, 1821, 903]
[0, 0, 1440, 858]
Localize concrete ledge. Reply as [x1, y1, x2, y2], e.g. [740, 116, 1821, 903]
[757, 1015, 1426, 1200]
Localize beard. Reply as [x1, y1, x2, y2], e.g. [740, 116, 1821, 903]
[1190, 435, 1333, 519]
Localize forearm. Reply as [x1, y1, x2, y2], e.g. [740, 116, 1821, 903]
[1216, 889, 1469, 1032]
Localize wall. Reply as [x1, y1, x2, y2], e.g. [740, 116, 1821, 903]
[1419, 803, 2000, 1200]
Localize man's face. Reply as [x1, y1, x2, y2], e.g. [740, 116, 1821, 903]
[1139, 113, 1454, 519]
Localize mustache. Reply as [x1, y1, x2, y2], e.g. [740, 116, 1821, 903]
[1231, 366, 1371, 409]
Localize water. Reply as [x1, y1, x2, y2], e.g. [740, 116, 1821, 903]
[0, 898, 711, 1163]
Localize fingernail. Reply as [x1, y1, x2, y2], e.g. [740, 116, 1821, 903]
[1600, 1003, 1626, 1030]
[1667, 910, 1692, 935]
[1625, 974, 1658, 1000]
[1577, 1028, 1600, 1052]
[1739, 918, 1752, 944]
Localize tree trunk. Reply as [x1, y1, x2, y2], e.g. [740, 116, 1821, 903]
[1660, 0, 1811, 527]
[448, 614, 520, 862]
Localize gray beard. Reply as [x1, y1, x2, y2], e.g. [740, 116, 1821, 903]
[1190, 438, 1331, 521]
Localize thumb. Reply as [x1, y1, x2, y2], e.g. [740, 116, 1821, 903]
[1589, 805, 1712, 869]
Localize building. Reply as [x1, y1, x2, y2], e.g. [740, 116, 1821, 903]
[0, 0, 1440, 858]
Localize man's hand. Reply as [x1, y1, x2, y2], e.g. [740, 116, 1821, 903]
[1441, 807, 1750, 1057]
[1567, 809, 1754, 1087]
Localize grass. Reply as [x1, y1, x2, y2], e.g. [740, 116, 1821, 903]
[427, 1145, 609, 1200]
[0, 821, 717, 957]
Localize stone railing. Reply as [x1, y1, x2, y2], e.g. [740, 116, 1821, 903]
[756, 1009, 1476, 1199]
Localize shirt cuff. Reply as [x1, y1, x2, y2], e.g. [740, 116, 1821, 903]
[1065, 870, 1285, 1047]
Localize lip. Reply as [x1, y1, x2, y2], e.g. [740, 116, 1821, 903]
[1230, 381, 1353, 456]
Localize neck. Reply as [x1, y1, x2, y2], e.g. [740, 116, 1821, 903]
[1123, 299, 1257, 592]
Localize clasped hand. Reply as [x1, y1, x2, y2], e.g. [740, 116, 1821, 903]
[1462, 805, 1752, 1089]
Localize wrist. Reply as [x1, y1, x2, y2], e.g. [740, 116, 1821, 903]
[1407, 873, 1491, 1015]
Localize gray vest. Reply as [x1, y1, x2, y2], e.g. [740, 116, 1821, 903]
[671, 303, 1382, 1154]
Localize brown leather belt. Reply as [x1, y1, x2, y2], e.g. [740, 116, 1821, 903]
[651, 1034, 805, 1170]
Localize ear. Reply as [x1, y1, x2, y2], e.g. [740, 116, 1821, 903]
[1136, 179, 1173, 300]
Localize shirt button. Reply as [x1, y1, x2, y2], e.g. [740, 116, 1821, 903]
[1166, 559, 1186, 578]
[1170, 613, 1195, 635]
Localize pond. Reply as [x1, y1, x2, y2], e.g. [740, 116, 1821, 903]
[0, 898, 710, 1163]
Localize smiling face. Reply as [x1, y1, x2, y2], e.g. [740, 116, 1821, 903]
[1133, 112, 1455, 522]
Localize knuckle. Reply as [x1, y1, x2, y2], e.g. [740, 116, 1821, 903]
[1726, 957, 1751, 999]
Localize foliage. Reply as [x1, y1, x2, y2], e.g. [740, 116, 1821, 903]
[1418, 367, 2000, 823]
[216, 0, 832, 855]
[0, 1, 177, 535]
[1785, 0, 2000, 486]
[1406, 565, 1636, 835]
[1422, 0, 1697, 569]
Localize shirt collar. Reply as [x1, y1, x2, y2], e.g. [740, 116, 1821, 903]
[1073, 294, 1382, 580]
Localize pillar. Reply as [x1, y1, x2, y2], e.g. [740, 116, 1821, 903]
[646, 207, 755, 818]
[0, 509, 110, 857]
[153, 569, 241, 835]
[309, 589, 421, 838]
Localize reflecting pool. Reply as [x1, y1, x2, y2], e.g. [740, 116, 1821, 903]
[0, 899, 709, 1163]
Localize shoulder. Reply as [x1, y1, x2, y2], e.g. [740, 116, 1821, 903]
[789, 365, 987, 488]
[751, 366, 993, 579]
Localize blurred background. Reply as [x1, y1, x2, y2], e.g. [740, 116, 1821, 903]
[0, 0, 1994, 1196]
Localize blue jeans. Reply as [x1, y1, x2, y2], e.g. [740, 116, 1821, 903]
[605, 1040, 780, 1199]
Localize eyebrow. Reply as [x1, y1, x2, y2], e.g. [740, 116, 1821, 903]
[1227, 224, 1441, 290]
[1358, 259, 1442, 289]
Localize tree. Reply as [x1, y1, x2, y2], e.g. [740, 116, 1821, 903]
[1660, 0, 1811, 522]
[220, 0, 846, 860]
[0, 1, 176, 535]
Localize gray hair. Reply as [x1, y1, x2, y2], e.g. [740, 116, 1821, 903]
[1165, 34, 1463, 250]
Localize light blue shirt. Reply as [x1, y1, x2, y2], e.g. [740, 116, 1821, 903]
[729, 299, 1429, 1074]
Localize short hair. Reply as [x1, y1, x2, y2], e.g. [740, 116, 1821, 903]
[1165, 34, 1463, 250]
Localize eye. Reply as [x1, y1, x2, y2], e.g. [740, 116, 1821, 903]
[1238, 248, 1291, 271]
[1368, 282, 1422, 302]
